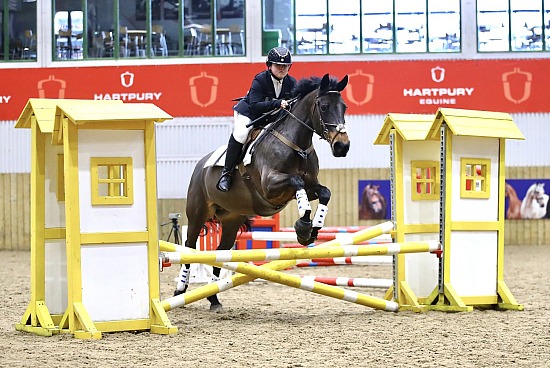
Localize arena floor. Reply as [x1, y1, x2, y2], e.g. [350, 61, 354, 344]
[1, 245, 549, 367]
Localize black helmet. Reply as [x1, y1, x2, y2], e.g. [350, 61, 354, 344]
[266, 47, 292, 66]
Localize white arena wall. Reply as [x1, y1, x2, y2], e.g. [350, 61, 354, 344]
[2, 112, 549, 199]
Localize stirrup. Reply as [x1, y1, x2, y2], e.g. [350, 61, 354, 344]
[217, 171, 233, 192]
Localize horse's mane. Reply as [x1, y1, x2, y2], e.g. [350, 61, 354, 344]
[291, 75, 340, 98]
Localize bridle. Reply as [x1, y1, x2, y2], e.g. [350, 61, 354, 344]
[252, 90, 346, 160]
[283, 90, 347, 146]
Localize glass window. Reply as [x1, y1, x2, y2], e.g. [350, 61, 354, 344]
[395, 0, 426, 53]
[295, 0, 327, 54]
[51, 0, 244, 61]
[328, 0, 360, 54]
[263, 0, 293, 53]
[53, 0, 85, 60]
[264, 0, 461, 55]
[477, 0, 510, 51]
[477, 0, 548, 52]
[184, 0, 245, 56]
[217, 0, 245, 56]
[1, 0, 37, 61]
[510, 0, 542, 51]
[362, 0, 393, 53]
[546, 0, 550, 51]
[120, 1, 148, 58]
[88, 0, 115, 59]
[428, 0, 460, 52]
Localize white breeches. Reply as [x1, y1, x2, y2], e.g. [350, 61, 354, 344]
[232, 111, 253, 144]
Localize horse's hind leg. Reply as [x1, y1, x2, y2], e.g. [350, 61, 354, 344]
[173, 217, 206, 297]
[173, 185, 215, 297]
[206, 215, 247, 312]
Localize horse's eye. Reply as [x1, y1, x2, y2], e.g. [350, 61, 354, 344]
[320, 104, 328, 112]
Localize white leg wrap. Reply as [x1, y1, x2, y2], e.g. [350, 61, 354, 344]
[295, 189, 312, 218]
[176, 266, 190, 291]
[312, 204, 328, 228]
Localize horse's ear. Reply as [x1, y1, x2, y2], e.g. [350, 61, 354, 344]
[336, 75, 349, 92]
[320, 73, 330, 92]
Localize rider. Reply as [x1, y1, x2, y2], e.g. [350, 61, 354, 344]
[216, 46, 297, 192]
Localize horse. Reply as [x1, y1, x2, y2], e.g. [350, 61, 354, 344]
[520, 182, 549, 219]
[504, 182, 522, 219]
[176, 73, 350, 311]
[359, 184, 387, 220]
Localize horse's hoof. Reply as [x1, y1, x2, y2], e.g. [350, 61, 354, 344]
[210, 304, 223, 313]
[173, 289, 184, 297]
[306, 227, 319, 244]
[294, 219, 312, 245]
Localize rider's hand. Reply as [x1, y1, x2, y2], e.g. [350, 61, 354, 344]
[280, 100, 289, 110]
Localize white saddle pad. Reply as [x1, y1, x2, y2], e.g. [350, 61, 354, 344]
[203, 144, 254, 168]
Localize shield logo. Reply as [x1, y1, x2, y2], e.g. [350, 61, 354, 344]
[189, 71, 218, 108]
[37, 75, 66, 98]
[120, 71, 134, 88]
[345, 69, 374, 106]
[502, 67, 532, 104]
[431, 66, 445, 83]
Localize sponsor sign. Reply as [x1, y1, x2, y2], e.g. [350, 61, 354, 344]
[0, 59, 547, 120]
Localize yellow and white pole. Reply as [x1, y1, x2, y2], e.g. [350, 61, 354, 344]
[160, 222, 395, 311]
[163, 241, 438, 265]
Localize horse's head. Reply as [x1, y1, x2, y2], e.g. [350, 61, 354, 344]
[534, 183, 546, 206]
[314, 74, 350, 157]
[361, 184, 385, 215]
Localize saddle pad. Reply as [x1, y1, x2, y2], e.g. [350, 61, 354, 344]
[204, 145, 227, 168]
[203, 144, 255, 168]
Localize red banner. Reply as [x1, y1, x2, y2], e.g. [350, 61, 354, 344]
[0, 59, 547, 121]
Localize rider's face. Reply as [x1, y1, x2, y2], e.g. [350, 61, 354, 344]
[270, 63, 291, 79]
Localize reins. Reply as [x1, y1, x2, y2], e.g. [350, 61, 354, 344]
[249, 90, 346, 159]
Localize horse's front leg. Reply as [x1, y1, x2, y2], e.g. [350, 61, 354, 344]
[290, 177, 331, 245]
[289, 177, 312, 245]
[308, 184, 331, 243]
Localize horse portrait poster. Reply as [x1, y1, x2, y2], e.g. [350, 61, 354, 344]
[505, 179, 550, 220]
[357, 179, 550, 221]
[358, 180, 390, 221]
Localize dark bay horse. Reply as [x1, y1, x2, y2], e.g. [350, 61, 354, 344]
[176, 73, 350, 311]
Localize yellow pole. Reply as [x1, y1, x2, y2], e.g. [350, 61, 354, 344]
[161, 222, 394, 311]
[163, 241, 438, 264]
[210, 259, 399, 311]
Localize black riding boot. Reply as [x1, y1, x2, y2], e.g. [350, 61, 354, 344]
[217, 135, 244, 192]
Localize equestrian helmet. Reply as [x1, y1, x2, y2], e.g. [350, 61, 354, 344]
[266, 47, 292, 66]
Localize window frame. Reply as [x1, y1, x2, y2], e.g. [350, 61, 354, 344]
[411, 160, 440, 200]
[460, 158, 491, 199]
[90, 157, 134, 205]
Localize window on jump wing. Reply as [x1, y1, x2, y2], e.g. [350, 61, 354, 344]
[411, 160, 439, 200]
[90, 157, 134, 205]
[460, 158, 491, 199]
